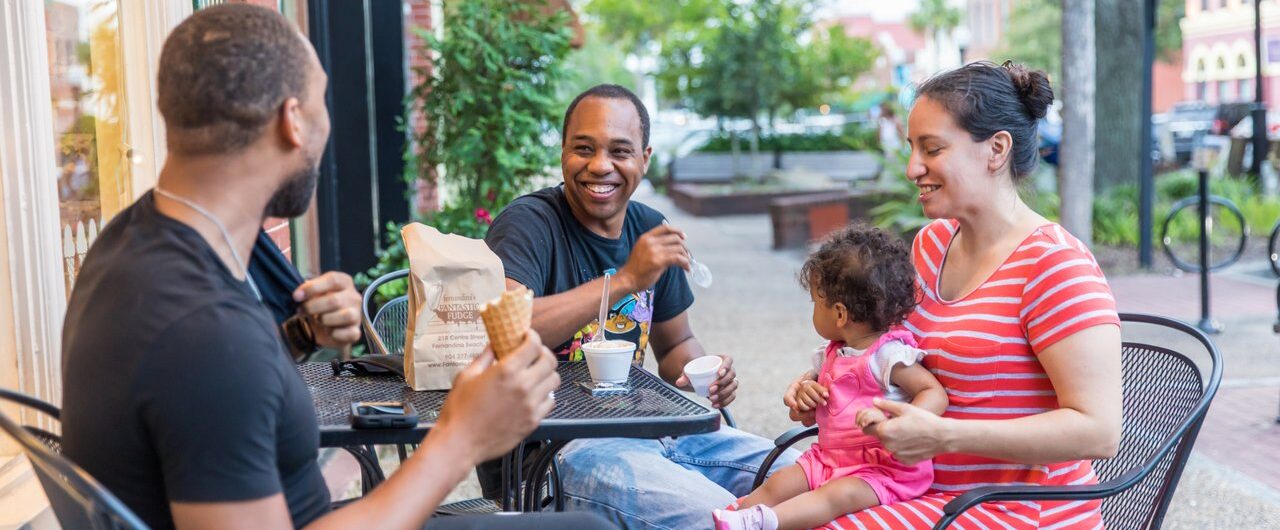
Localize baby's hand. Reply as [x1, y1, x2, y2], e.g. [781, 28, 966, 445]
[797, 380, 828, 411]
[783, 374, 821, 411]
[856, 407, 889, 429]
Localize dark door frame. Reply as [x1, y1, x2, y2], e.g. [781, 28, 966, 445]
[307, 0, 410, 275]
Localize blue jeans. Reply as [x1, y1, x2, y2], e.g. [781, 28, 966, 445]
[555, 427, 800, 530]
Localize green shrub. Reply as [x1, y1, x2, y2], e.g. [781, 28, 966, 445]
[408, 0, 571, 239]
[359, 0, 571, 291]
[1091, 183, 1141, 246]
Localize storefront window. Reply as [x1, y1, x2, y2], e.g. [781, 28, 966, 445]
[44, 0, 131, 289]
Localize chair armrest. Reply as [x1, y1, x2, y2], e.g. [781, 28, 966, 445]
[751, 426, 819, 490]
[774, 425, 819, 447]
[720, 408, 737, 429]
[934, 469, 1144, 529]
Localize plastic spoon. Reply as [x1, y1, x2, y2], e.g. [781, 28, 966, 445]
[596, 268, 614, 343]
[663, 220, 712, 288]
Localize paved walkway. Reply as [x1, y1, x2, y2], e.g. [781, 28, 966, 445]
[328, 186, 1280, 527]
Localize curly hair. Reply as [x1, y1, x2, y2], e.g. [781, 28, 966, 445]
[799, 224, 919, 332]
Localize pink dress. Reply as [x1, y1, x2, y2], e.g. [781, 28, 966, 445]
[795, 331, 933, 505]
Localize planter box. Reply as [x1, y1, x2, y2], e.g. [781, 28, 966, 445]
[768, 188, 894, 249]
[667, 150, 879, 185]
[669, 183, 845, 217]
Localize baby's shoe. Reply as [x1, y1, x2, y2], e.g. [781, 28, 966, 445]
[712, 504, 779, 530]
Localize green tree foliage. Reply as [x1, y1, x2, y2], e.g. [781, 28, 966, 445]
[557, 25, 635, 111]
[408, 0, 572, 238]
[909, 0, 962, 37]
[909, 0, 962, 67]
[584, 0, 723, 52]
[997, 0, 1183, 83]
[589, 0, 875, 125]
[995, 0, 1061, 81]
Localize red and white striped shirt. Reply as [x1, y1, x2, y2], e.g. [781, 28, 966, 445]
[823, 219, 1119, 530]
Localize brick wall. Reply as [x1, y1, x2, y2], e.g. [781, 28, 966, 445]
[405, 0, 439, 216]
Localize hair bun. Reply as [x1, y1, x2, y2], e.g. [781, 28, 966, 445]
[1002, 61, 1053, 120]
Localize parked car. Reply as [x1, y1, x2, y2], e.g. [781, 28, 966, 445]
[1166, 101, 1253, 164]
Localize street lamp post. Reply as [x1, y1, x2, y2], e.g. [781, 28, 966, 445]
[1139, 0, 1156, 268]
[1254, 0, 1268, 177]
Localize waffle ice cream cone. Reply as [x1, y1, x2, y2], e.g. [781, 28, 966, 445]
[480, 287, 533, 359]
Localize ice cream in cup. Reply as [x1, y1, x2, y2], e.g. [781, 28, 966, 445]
[582, 340, 635, 384]
[682, 356, 722, 397]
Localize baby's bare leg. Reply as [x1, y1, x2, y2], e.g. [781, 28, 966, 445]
[771, 476, 880, 530]
[736, 465, 810, 509]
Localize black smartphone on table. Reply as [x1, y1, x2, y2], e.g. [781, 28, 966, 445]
[349, 401, 418, 429]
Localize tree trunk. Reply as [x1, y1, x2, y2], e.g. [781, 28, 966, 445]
[1060, 0, 1096, 246]
[1094, 0, 1143, 192]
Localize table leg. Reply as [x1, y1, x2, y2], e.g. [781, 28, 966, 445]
[500, 452, 513, 511]
[513, 443, 526, 512]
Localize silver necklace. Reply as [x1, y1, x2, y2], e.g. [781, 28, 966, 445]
[153, 187, 262, 301]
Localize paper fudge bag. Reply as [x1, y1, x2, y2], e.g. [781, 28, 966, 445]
[401, 223, 505, 390]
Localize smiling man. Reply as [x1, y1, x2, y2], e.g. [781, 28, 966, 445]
[484, 84, 797, 529]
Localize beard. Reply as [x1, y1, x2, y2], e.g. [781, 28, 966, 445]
[264, 153, 320, 219]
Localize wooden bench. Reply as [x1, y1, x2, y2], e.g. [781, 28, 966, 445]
[779, 151, 881, 183]
[768, 188, 889, 249]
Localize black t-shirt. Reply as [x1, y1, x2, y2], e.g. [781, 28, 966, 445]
[61, 192, 330, 529]
[485, 185, 693, 361]
[249, 229, 305, 327]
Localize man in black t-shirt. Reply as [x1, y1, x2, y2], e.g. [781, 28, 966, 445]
[61, 6, 612, 530]
[485, 85, 797, 530]
[486, 185, 692, 363]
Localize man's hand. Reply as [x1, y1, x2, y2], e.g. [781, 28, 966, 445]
[434, 331, 559, 465]
[675, 355, 738, 408]
[616, 224, 689, 292]
[293, 272, 362, 348]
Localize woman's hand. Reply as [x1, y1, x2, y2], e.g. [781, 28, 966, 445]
[861, 398, 952, 466]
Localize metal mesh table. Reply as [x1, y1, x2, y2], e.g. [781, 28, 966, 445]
[300, 362, 720, 447]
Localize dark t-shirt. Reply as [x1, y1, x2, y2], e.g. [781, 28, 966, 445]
[61, 192, 330, 529]
[249, 229, 305, 327]
[485, 185, 693, 361]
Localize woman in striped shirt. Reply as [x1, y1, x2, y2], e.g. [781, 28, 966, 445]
[823, 62, 1123, 529]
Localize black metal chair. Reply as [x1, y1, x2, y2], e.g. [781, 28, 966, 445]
[751, 313, 1223, 530]
[0, 401, 149, 529]
[362, 268, 410, 357]
[0, 388, 62, 452]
